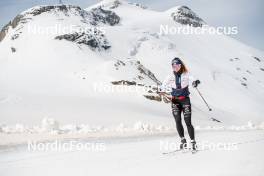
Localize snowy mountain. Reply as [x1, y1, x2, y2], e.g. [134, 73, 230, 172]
[0, 0, 264, 132]
[1, 1, 264, 175]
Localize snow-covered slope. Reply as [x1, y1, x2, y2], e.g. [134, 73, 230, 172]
[0, 0, 264, 131]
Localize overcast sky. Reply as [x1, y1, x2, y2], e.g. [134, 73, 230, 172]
[0, 0, 263, 51]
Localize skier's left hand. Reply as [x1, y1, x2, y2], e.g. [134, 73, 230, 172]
[192, 80, 201, 88]
[158, 92, 166, 96]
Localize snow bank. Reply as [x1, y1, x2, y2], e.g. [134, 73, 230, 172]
[1, 118, 264, 135]
[41, 118, 60, 132]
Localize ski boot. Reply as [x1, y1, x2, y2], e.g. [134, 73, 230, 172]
[179, 137, 187, 150]
[191, 140, 197, 153]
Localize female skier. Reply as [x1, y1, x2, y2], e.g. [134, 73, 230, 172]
[160, 57, 200, 151]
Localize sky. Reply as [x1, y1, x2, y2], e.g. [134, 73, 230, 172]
[0, 0, 263, 51]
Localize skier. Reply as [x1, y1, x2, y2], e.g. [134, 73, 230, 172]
[159, 57, 200, 151]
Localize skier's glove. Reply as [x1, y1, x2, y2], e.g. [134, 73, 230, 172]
[192, 80, 201, 88]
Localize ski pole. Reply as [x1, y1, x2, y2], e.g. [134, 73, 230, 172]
[195, 87, 212, 111]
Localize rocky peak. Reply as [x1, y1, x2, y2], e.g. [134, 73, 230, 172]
[0, 4, 120, 42]
[55, 29, 111, 51]
[88, 7, 120, 26]
[0, 5, 85, 42]
[170, 6, 205, 27]
[21, 5, 83, 16]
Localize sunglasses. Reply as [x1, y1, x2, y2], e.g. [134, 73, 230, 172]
[172, 64, 181, 67]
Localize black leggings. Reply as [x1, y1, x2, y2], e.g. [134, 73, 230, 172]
[171, 97, 195, 140]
